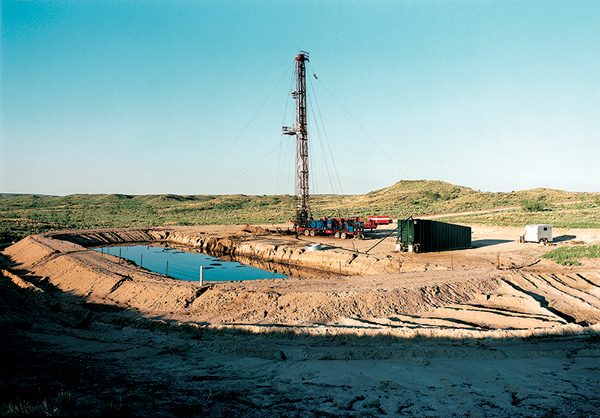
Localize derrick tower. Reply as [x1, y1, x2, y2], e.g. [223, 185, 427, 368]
[282, 51, 310, 226]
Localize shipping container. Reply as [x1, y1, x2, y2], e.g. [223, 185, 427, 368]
[396, 218, 471, 253]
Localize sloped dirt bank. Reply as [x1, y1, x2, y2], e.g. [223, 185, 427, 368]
[2, 224, 600, 417]
[2, 232, 202, 313]
[50, 226, 399, 276]
[143, 227, 399, 276]
[3, 226, 600, 331]
[1, 227, 400, 318]
[1, 263, 599, 417]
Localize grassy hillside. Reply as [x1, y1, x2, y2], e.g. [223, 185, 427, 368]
[443, 201, 600, 229]
[311, 180, 595, 219]
[1, 181, 599, 242]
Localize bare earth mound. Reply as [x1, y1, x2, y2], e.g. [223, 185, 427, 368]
[1, 224, 599, 417]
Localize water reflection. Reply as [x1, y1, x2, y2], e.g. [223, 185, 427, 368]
[216, 251, 323, 279]
[94, 243, 322, 282]
[168, 243, 325, 279]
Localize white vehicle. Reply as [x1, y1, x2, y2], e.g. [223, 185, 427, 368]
[522, 224, 553, 244]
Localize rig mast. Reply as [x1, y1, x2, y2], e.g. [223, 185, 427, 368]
[282, 51, 310, 226]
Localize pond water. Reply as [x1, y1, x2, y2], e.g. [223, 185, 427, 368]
[94, 245, 288, 282]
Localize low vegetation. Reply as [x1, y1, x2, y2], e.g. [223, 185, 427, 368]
[541, 244, 600, 266]
[1, 181, 599, 242]
[444, 200, 600, 229]
[520, 199, 550, 212]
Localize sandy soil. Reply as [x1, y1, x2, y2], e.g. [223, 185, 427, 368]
[1, 224, 599, 417]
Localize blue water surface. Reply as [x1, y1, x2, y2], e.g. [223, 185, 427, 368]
[95, 245, 287, 282]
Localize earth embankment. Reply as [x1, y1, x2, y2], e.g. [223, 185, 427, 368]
[2, 224, 600, 417]
[3, 225, 600, 336]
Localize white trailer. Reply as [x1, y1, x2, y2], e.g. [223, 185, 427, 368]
[522, 224, 553, 244]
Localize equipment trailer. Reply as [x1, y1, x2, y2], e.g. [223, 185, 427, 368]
[367, 216, 392, 225]
[297, 216, 365, 239]
[363, 215, 392, 231]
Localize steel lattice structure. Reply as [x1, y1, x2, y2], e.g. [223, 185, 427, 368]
[282, 51, 310, 226]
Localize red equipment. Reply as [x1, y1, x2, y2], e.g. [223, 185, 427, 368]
[367, 216, 392, 225]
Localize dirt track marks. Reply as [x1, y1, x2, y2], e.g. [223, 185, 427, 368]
[501, 272, 600, 326]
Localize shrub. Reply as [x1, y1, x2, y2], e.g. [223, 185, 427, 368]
[421, 190, 440, 201]
[521, 199, 547, 212]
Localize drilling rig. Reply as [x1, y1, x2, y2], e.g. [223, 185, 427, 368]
[282, 51, 365, 239]
[282, 51, 311, 227]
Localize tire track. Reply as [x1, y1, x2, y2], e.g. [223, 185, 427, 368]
[500, 277, 573, 324]
[527, 273, 600, 310]
[446, 304, 558, 323]
[502, 273, 600, 326]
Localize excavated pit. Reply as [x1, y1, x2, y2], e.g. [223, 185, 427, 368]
[2, 225, 600, 336]
[2, 224, 600, 417]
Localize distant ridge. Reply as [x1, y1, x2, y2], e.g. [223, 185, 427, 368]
[318, 179, 590, 218]
[0, 193, 57, 198]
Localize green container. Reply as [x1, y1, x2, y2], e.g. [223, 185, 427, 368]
[397, 218, 471, 253]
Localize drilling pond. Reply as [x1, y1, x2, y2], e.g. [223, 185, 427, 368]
[94, 244, 288, 282]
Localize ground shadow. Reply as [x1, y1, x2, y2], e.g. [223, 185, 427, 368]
[553, 235, 577, 243]
[364, 229, 396, 239]
[2, 257, 598, 417]
[471, 239, 514, 248]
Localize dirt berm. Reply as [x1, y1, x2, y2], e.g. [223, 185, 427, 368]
[2, 225, 600, 417]
[4, 225, 600, 333]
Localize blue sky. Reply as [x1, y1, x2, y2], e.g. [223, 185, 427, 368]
[2, 0, 599, 196]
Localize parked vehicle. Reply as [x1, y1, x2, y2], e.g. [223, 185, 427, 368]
[520, 224, 553, 244]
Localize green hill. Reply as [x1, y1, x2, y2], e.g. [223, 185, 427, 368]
[311, 180, 594, 220]
[1, 181, 599, 242]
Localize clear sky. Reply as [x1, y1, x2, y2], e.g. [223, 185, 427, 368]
[1, 0, 599, 196]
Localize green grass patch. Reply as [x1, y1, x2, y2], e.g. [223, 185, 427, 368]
[541, 245, 600, 266]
